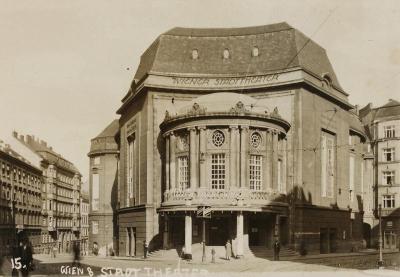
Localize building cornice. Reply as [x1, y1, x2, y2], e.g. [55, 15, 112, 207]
[117, 68, 353, 115]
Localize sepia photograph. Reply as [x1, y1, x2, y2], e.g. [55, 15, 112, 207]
[1, 0, 400, 276]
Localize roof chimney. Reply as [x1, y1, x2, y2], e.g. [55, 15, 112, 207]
[12, 131, 18, 138]
[19, 135, 24, 141]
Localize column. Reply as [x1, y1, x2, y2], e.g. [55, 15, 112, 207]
[170, 133, 177, 189]
[236, 212, 244, 258]
[165, 135, 170, 191]
[163, 215, 169, 249]
[229, 125, 239, 188]
[272, 130, 278, 190]
[189, 127, 198, 189]
[240, 126, 249, 188]
[185, 214, 192, 259]
[275, 214, 280, 238]
[265, 130, 272, 189]
[199, 127, 207, 188]
[282, 137, 287, 193]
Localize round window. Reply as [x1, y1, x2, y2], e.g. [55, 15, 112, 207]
[212, 130, 225, 147]
[250, 132, 262, 148]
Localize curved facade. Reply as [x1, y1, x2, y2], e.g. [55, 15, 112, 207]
[88, 120, 119, 256]
[116, 22, 371, 259]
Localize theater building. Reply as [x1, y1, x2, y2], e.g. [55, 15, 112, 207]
[116, 22, 371, 258]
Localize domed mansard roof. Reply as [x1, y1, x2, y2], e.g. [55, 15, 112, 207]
[88, 119, 119, 156]
[134, 22, 343, 90]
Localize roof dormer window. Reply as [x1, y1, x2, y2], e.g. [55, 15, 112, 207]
[322, 73, 332, 89]
[192, 49, 199, 60]
[223, 49, 230, 59]
[252, 46, 259, 57]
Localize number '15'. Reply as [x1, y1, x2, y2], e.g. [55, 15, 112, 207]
[11, 257, 22, 269]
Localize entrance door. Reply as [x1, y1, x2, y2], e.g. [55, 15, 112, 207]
[130, 228, 136, 256]
[329, 228, 337, 253]
[171, 218, 185, 247]
[209, 217, 229, 246]
[320, 228, 328, 254]
[249, 226, 260, 246]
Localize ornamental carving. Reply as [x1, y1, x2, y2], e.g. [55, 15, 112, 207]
[271, 107, 281, 118]
[188, 102, 206, 116]
[250, 132, 262, 148]
[212, 130, 225, 147]
[230, 101, 248, 114]
[177, 134, 189, 151]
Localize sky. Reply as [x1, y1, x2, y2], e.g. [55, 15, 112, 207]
[1, 0, 400, 188]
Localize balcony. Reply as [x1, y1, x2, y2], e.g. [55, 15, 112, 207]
[163, 187, 284, 207]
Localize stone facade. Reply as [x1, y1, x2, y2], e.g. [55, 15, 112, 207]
[10, 132, 82, 254]
[115, 22, 372, 257]
[88, 120, 119, 256]
[0, 139, 42, 256]
[361, 99, 400, 249]
[80, 192, 89, 255]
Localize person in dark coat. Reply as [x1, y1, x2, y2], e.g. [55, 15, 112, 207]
[20, 239, 33, 277]
[72, 241, 81, 267]
[273, 239, 280, 261]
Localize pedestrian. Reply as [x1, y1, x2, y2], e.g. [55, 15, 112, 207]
[53, 245, 57, 258]
[21, 239, 33, 277]
[143, 240, 148, 259]
[273, 239, 280, 261]
[225, 240, 231, 260]
[211, 248, 216, 263]
[72, 241, 81, 267]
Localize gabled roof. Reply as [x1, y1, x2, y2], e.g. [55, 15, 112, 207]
[133, 22, 343, 91]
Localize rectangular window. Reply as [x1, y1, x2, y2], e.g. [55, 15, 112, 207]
[321, 131, 335, 198]
[277, 159, 285, 193]
[127, 134, 136, 206]
[384, 125, 396, 138]
[383, 148, 395, 162]
[92, 173, 99, 210]
[361, 161, 364, 195]
[383, 171, 395, 185]
[92, 221, 99, 234]
[249, 155, 262, 191]
[93, 156, 101, 165]
[211, 154, 225, 189]
[383, 195, 395, 208]
[349, 154, 355, 202]
[178, 156, 189, 189]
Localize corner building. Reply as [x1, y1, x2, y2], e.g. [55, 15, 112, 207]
[88, 120, 119, 256]
[116, 23, 371, 257]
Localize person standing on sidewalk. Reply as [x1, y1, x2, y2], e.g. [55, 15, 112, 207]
[273, 239, 280, 261]
[225, 240, 232, 260]
[143, 240, 148, 259]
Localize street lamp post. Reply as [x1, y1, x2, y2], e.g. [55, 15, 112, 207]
[378, 204, 383, 268]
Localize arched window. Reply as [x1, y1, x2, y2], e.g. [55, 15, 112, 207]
[252, 46, 259, 57]
[223, 49, 230, 59]
[192, 49, 199, 60]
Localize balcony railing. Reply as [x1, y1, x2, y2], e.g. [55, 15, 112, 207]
[163, 187, 284, 206]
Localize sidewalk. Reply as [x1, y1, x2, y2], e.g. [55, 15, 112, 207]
[282, 248, 399, 262]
